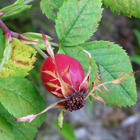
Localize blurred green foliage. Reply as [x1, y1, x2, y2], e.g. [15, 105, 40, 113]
[131, 29, 140, 65]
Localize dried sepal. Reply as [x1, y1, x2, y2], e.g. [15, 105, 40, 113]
[97, 88, 106, 94]
[65, 72, 73, 86]
[46, 82, 61, 89]
[102, 85, 112, 93]
[19, 38, 39, 45]
[57, 74, 76, 98]
[79, 76, 90, 93]
[60, 64, 71, 77]
[43, 70, 58, 80]
[42, 32, 55, 60]
[51, 91, 64, 98]
[13, 114, 36, 123]
[79, 50, 91, 93]
[106, 71, 139, 85]
[60, 64, 73, 86]
[91, 93, 106, 105]
[94, 69, 107, 85]
[87, 71, 138, 100]
[14, 100, 66, 122]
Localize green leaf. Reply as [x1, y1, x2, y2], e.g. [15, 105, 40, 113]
[23, 32, 53, 50]
[103, 0, 140, 18]
[40, 0, 65, 21]
[0, 115, 15, 140]
[0, 38, 37, 78]
[0, 77, 46, 139]
[58, 46, 98, 87]
[82, 41, 137, 107]
[0, 103, 41, 140]
[0, 0, 32, 17]
[52, 120, 77, 140]
[0, 77, 46, 119]
[55, 0, 103, 46]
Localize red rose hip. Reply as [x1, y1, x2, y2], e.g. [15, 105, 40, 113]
[40, 54, 85, 99]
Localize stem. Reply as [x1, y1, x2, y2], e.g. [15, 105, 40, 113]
[0, 19, 9, 33]
[31, 45, 48, 59]
[10, 31, 19, 38]
[50, 42, 59, 47]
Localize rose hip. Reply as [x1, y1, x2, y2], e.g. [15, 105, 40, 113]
[40, 54, 85, 99]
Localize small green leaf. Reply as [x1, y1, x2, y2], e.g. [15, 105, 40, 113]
[40, 0, 65, 21]
[103, 0, 140, 18]
[53, 120, 77, 140]
[55, 0, 103, 46]
[0, 77, 46, 139]
[0, 38, 37, 77]
[58, 108, 66, 130]
[23, 32, 53, 50]
[0, 0, 32, 17]
[82, 41, 137, 107]
[58, 46, 98, 87]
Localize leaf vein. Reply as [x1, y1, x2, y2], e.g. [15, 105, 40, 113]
[60, 0, 90, 45]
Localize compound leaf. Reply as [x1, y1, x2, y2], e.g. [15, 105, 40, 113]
[56, 0, 103, 46]
[103, 0, 140, 18]
[82, 41, 137, 107]
[0, 38, 37, 78]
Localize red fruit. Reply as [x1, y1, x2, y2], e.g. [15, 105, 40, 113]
[40, 54, 85, 99]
